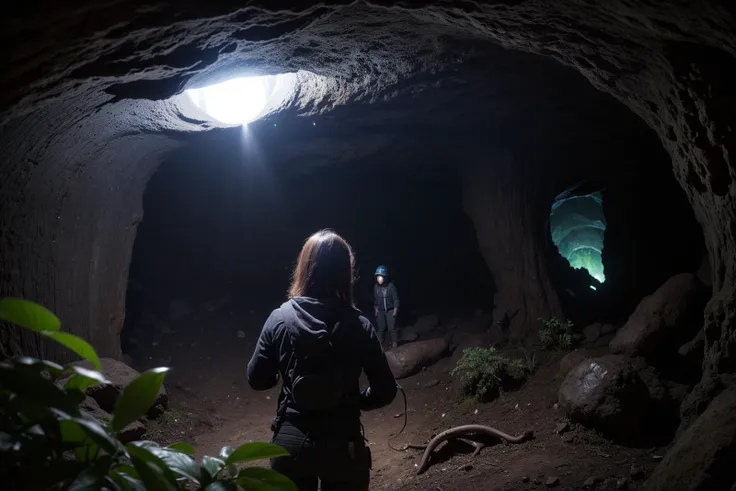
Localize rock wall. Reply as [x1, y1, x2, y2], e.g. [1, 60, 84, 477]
[461, 149, 563, 339]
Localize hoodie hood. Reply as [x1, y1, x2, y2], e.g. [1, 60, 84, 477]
[282, 297, 348, 357]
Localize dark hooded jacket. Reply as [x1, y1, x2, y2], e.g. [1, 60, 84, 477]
[247, 297, 397, 437]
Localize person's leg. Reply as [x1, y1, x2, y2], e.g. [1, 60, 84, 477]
[375, 311, 387, 344]
[387, 311, 397, 348]
[318, 440, 371, 491]
[270, 423, 319, 491]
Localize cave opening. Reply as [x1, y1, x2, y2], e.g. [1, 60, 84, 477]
[550, 189, 607, 286]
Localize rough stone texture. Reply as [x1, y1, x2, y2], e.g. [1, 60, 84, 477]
[679, 373, 736, 434]
[558, 354, 650, 440]
[679, 330, 706, 378]
[610, 274, 708, 362]
[558, 350, 601, 379]
[384, 338, 449, 379]
[73, 358, 168, 418]
[646, 386, 736, 491]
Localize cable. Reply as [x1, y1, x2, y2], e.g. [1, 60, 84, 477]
[387, 381, 409, 451]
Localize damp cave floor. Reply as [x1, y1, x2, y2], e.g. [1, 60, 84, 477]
[125, 307, 664, 491]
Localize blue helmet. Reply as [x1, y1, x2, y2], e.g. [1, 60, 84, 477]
[375, 265, 388, 277]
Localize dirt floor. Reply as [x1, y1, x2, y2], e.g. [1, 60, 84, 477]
[125, 303, 665, 491]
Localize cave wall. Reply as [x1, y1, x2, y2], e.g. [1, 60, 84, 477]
[0, 1, 734, 381]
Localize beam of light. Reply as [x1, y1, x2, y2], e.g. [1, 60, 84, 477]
[186, 76, 268, 125]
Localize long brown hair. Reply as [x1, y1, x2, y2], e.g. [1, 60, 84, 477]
[288, 229, 356, 306]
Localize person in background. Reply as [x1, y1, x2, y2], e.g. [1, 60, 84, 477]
[373, 265, 400, 349]
[247, 230, 397, 491]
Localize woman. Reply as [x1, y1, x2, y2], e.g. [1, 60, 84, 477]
[247, 229, 397, 490]
[373, 265, 400, 348]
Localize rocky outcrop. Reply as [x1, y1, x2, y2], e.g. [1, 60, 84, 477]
[679, 373, 736, 434]
[679, 330, 706, 378]
[558, 355, 650, 441]
[385, 338, 450, 379]
[610, 274, 708, 362]
[72, 358, 168, 418]
[646, 386, 736, 491]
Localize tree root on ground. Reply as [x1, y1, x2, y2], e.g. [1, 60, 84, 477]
[406, 424, 534, 475]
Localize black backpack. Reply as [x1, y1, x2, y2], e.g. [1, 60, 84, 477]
[282, 321, 346, 412]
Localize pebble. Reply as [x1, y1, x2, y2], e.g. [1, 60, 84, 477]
[546, 476, 560, 487]
[424, 379, 440, 388]
[630, 464, 644, 479]
[458, 464, 473, 472]
[562, 433, 574, 443]
[522, 476, 530, 483]
[652, 454, 663, 462]
[583, 477, 600, 488]
[555, 422, 570, 435]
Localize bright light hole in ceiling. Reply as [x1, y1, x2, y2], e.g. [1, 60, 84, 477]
[186, 76, 268, 125]
[550, 191, 607, 284]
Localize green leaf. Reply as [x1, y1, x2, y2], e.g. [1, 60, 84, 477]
[65, 365, 110, 390]
[205, 481, 238, 491]
[201, 455, 226, 481]
[67, 467, 106, 491]
[236, 467, 298, 491]
[127, 443, 179, 491]
[167, 442, 196, 455]
[0, 297, 60, 332]
[225, 442, 289, 465]
[42, 331, 100, 370]
[109, 469, 145, 491]
[59, 419, 98, 462]
[111, 367, 169, 432]
[150, 447, 202, 483]
[69, 416, 120, 454]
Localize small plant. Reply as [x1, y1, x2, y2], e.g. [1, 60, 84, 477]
[450, 347, 530, 401]
[0, 297, 296, 491]
[538, 316, 575, 351]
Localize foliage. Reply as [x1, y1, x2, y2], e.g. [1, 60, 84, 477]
[0, 298, 296, 491]
[450, 347, 531, 402]
[538, 316, 575, 351]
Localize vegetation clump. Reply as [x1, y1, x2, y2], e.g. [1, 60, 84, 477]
[539, 316, 575, 351]
[0, 297, 295, 491]
[451, 346, 531, 402]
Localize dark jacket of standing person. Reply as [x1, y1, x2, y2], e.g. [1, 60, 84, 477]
[247, 229, 397, 491]
[373, 281, 399, 312]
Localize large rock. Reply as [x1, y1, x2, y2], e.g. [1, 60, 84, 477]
[412, 315, 440, 335]
[384, 338, 449, 379]
[679, 373, 736, 434]
[559, 350, 591, 378]
[72, 358, 168, 418]
[558, 355, 650, 440]
[645, 387, 736, 491]
[678, 330, 705, 378]
[635, 361, 689, 440]
[609, 274, 708, 361]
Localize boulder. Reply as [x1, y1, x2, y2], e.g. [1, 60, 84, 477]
[609, 273, 708, 361]
[72, 358, 168, 418]
[635, 361, 689, 439]
[678, 330, 705, 377]
[583, 323, 602, 344]
[558, 355, 650, 440]
[559, 350, 589, 378]
[645, 387, 736, 491]
[384, 338, 449, 379]
[679, 373, 736, 434]
[398, 329, 418, 342]
[412, 315, 440, 335]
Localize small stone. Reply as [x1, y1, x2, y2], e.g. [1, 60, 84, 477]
[555, 421, 570, 434]
[652, 454, 663, 462]
[424, 379, 440, 388]
[546, 476, 560, 487]
[553, 403, 560, 410]
[617, 478, 629, 490]
[583, 477, 599, 488]
[236, 330, 246, 339]
[562, 433, 574, 443]
[534, 477, 543, 485]
[458, 463, 473, 471]
[522, 476, 530, 483]
[630, 464, 644, 479]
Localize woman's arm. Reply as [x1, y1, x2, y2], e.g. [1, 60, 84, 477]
[246, 311, 281, 391]
[359, 318, 398, 410]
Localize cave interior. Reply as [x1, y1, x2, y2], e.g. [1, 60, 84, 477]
[1, 2, 735, 490]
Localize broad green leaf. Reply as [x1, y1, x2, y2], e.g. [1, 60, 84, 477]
[14, 356, 64, 375]
[111, 367, 169, 432]
[113, 465, 140, 480]
[201, 455, 226, 481]
[149, 447, 202, 483]
[109, 469, 145, 491]
[236, 467, 298, 491]
[225, 442, 289, 465]
[205, 481, 238, 491]
[131, 440, 161, 450]
[59, 419, 98, 462]
[70, 416, 120, 454]
[0, 298, 60, 332]
[127, 443, 179, 491]
[67, 467, 105, 491]
[42, 331, 100, 370]
[0, 362, 78, 412]
[65, 365, 110, 390]
[167, 442, 196, 455]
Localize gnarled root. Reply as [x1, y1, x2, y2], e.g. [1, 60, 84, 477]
[412, 424, 534, 475]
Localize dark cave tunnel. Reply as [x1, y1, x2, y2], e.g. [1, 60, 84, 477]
[2, 2, 735, 489]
